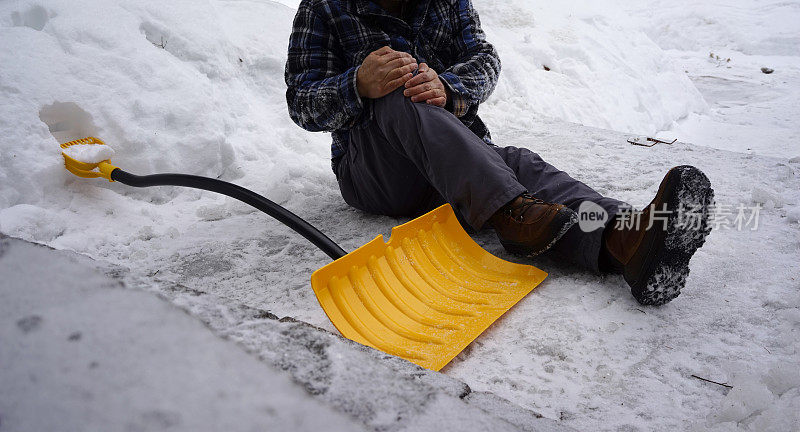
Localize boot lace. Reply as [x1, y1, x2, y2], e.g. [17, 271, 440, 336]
[505, 193, 546, 222]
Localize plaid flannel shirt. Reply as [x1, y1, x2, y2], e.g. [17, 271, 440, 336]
[285, 0, 501, 166]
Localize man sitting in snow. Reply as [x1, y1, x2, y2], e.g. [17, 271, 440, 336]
[284, 0, 714, 305]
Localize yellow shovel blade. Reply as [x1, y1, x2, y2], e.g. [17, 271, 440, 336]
[311, 204, 547, 371]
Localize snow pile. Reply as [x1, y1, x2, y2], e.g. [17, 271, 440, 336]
[62, 142, 115, 164]
[477, 0, 705, 135]
[0, 0, 329, 213]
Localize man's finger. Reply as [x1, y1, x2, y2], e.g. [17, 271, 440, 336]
[384, 56, 416, 70]
[410, 88, 444, 103]
[384, 73, 414, 92]
[403, 82, 433, 97]
[426, 96, 446, 107]
[406, 71, 430, 88]
[405, 70, 435, 88]
[406, 63, 431, 87]
[385, 63, 418, 82]
[380, 49, 411, 56]
[379, 50, 412, 63]
[373, 46, 394, 56]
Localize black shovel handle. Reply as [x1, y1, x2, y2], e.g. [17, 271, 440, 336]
[110, 169, 348, 261]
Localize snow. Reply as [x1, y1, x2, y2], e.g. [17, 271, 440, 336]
[618, 0, 800, 159]
[474, 0, 707, 136]
[442, 124, 800, 431]
[708, 364, 800, 430]
[0, 237, 364, 432]
[62, 142, 115, 164]
[751, 186, 785, 209]
[1, 0, 799, 431]
[1, 236, 573, 432]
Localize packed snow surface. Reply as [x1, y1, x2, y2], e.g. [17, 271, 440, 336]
[0, 238, 363, 432]
[1, 0, 799, 431]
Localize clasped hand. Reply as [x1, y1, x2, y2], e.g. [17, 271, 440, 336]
[356, 46, 448, 107]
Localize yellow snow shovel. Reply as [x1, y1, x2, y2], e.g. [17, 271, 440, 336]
[62, 137, 547, 371]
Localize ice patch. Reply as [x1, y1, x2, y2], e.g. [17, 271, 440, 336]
[711, 375, 774, 424]
[763, 363, 800, 397]
[708, 365, 800, 431]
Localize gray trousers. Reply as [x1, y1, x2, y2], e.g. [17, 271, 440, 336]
[335, 89, 625, 271]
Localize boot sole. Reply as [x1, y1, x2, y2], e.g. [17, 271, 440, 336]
[627, 166, 714, 306]
[499, 208, 579, 257]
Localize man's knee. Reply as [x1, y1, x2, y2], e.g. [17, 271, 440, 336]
[495, 145, 543, 160]
[369, 88, 430, 141]
[494, 145, 546, 171]
[372, 88, 416, 117]
[373, 88, 463, 138]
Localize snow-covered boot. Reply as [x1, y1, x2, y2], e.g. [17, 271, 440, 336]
[602, 166, 714, 305]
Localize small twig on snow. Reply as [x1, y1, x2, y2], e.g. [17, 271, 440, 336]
[691, 374, 733, 389]
[152, 36, 167, 49]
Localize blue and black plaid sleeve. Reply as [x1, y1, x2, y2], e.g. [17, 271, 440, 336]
[439, 0, 501, 118]
[285, 2, 364, 133]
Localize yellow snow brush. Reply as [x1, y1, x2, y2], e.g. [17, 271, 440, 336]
[62, 137, 547, 371]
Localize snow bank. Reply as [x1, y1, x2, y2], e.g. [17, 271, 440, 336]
[0, 0, 331, 213]
[618, 0, 800, 56]
[0, 0, 704, 212]
[617, 0, 800, 159]
[477, 0, 705, 135]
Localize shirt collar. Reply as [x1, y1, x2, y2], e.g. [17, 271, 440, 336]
[353, 0, 431, 33]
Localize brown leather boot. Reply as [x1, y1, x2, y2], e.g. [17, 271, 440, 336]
[489, 193, 578, 257]
[602, 166, 714, 305]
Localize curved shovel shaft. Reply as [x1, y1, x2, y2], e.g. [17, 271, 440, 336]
[60, 137, 345, 260]
[109, 170, 347, 261]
